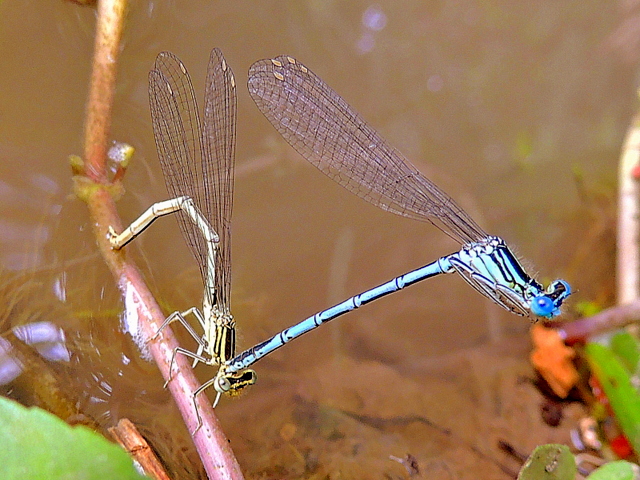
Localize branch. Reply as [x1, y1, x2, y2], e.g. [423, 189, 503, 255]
[556, 299, 640, 344]
[74, 1, 244, 478]
[616, 114, 640, 304]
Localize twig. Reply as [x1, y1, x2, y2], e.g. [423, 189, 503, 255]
[556, 299, 640, 344]
[109, 419, 170, 480]
[616, 114, 640, 304]
[74, 1, 244, 478]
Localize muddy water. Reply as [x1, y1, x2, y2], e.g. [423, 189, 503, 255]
[0, 1, 634, 478]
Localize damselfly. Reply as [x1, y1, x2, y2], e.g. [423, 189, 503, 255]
[211, 55, 571, 395]
[109, 49, 256, 424]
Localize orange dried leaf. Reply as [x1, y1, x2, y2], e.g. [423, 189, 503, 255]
[530, 324, 579, 398]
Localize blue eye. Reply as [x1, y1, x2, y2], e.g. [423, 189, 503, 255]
[549, 280, 572, 303]
[530, 295, 556, 318]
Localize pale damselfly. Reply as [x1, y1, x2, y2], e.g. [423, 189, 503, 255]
[109, 49, 256, 423]
[210, 55, 571, 395]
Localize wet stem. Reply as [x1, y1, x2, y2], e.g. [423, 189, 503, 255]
[74, 1, 244, 479]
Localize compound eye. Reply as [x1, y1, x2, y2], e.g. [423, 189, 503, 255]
[548, 280, 571, 300]
[215, 375, 231, 393]
[530, 295, 556, 318]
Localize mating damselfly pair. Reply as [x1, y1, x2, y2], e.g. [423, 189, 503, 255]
[109, 48, 571, 428]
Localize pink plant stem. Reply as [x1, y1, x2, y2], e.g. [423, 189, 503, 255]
[77, 1, 244, 478]
[557, 299, 640, 344]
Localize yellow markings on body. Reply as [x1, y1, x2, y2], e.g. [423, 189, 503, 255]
[271, 58, 282, 67]
[274, 71, 284, 81]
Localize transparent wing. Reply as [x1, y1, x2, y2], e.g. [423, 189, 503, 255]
[202, 48, 236, 309]
[149, 49, 236, 309]
[247, 55, 486, 244]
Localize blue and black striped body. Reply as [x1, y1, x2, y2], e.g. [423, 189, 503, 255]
[218, 236, 570, 388]
[212, 55, 571, 397]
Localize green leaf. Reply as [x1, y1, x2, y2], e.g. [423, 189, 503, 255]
[573, 300, 604, 318]
[585, 460, 639, 480]
[610, 332, 640, 374]
[0, 396, 149, 480]
[586, 342, 640, 456]
[517, 444, 576, 480]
